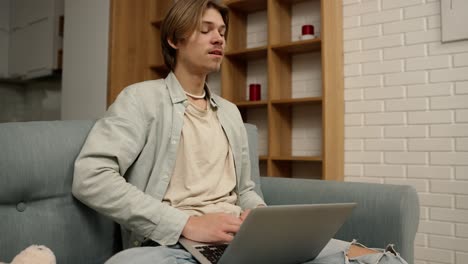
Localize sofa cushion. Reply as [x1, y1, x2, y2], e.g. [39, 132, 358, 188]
[0, 120, 263, 263]
[0, 121, 119, 264]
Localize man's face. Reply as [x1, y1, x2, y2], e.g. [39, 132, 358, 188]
[174, 8, 226, 74]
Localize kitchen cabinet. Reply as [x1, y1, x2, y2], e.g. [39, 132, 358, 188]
[2, 0, 63, 80]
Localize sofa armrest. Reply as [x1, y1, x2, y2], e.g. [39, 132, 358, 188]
[260, 177, 419, 263]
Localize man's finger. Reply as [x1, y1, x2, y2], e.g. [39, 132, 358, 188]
[223, 223, 241, 234]
[217, 231, 235, 243]
[223, 215, 242, 225]
[240, 209, 251, 221]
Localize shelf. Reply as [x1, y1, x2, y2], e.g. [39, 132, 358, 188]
[224, 0, 267, 13]
[278, 0, 318, 4]
[271, 97, 322, 105]
[259, 155, 268, 161]
[271, 38, 321, 54]
[225, 46, 268, 60]
[236, 100, 268, 108]
[271, 156, 322, 162]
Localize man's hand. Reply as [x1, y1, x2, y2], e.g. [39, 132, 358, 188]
[240, 204, 266, 221]
[347, 245, 379, 258]
[181, 213, 242, 243]
[239, 209, 251, 221]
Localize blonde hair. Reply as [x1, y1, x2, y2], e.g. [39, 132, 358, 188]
[160, 0, 229, 70]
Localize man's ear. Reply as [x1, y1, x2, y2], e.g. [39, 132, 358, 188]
[167, 38, 178, 50]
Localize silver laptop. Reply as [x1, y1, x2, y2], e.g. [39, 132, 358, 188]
[179, 203, 356, 264]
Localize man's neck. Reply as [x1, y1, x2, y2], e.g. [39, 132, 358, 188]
[173, 66, 207, 96]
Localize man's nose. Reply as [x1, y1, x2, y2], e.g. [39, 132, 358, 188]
[212, 31, 224, 45]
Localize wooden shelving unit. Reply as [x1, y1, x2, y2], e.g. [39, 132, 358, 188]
[236, 100, 269, 108]
[271, 38, 322, 54]
[271, 97, 322, 105]
[107, 0, 343, 181]
[221, 0, 344, 180]
[225, 46, 268, 60]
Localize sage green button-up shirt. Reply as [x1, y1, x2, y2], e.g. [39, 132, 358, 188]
[72, 72, 265, 248]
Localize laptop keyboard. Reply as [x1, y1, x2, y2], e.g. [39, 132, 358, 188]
[195, 244, 228, 264]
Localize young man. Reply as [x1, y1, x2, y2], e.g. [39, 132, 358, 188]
[72, 0, 408, 263]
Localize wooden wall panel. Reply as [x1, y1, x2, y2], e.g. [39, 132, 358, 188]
[107, 0, 153, 106]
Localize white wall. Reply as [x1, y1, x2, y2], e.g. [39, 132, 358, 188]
[61, 0, 109, 120]
[342, 0, 468, 263]
[0, 0, 61, 123]
[0, 79, 61, 123]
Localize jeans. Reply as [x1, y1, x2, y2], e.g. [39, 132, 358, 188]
[308, 239, 408, 264]
[105, 244, 197, 264]
[105, 239, 409, 264]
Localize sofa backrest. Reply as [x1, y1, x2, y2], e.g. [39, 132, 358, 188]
[244, 123, 264, 199]
[0, 120, 263, 263]
[0, 121, 119, 264]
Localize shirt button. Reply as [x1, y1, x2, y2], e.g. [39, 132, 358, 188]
[16, 202, 27, 212]
[133, 241, 140, 246]
[171, 140, 176, 144]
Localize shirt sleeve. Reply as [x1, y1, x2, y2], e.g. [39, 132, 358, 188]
[72, 87, 188, 246]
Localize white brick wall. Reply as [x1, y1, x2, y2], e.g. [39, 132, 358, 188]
[292, 104, 322, 156]
[292, 52, 322, 98]
[343, 0, 468, 262]
[457, 223, 468, 237]
[291, 0, 321, 41]
[456, 81, 468, 94]
[246, 11, 267, 48]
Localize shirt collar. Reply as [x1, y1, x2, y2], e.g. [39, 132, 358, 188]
[165, 71, 218, 109]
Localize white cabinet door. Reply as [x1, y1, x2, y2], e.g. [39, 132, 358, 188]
[8, 23, 28, 78]
[9, 0, 62, 79]
[10, 0, 53, 30]
[0, 0, 9, 78]
[9, 18, 55, 79]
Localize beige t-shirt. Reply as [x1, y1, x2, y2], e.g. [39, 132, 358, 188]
[162, 103, 242, 217]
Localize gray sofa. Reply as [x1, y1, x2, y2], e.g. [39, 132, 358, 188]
[0, 120, 419, 264]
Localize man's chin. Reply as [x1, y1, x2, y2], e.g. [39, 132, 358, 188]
[205, 64, 222, 74]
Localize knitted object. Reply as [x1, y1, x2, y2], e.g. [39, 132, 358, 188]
[4, 245, 56, 264]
